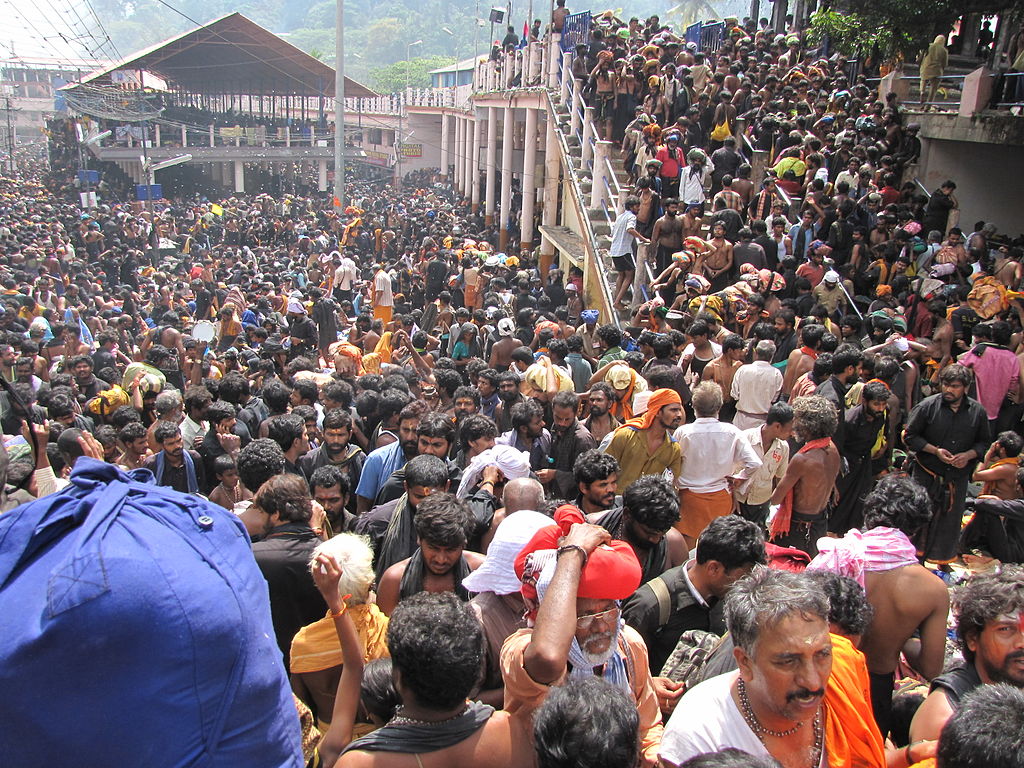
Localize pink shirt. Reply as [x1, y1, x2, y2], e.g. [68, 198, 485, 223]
[961, 346, 1019, 420]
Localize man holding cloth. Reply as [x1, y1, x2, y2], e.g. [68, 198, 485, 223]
[501, 505, 663, 766]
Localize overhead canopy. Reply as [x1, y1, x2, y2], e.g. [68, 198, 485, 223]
[70, 12, 375, 98]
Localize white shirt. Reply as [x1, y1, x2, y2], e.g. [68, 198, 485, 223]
[373, 269, 393, 306]
[731, 360, 783, 417]
[335, 256, 357, 290]
[673, 418, 762, 493]
[661, 672, 769, 766]
[609, 210, 639, 258]
[735, 426, 789, 505]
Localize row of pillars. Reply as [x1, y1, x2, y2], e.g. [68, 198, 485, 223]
[438, 104, 561, 257]
[110, 158, 332, 195]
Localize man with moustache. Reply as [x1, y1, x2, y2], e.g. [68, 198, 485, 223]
[355, 401, 429, 515]
[594, 475, 688, 585]
[537, 390, 596, 499]
[501, 507, 664, 766]
[905, 364, 990, 564]
[659, 569, 885, 768]
[300, 409, 365, 509]
[494, 371, 525, 434]
[583, 383, 620, 443]
[910, 568, 1024, 743]
[651, 197, 684, 274]
[605, 388, 685, 489]
[145, 422, 205, 494]
[308, 465, 355, 534]
[573, 450, 620, 517]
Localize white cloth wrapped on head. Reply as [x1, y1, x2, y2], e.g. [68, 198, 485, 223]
[456, 445, 532, 499]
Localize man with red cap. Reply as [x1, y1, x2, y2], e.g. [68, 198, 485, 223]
[500, 505, 664, 766]
[604, 388, 685, 489]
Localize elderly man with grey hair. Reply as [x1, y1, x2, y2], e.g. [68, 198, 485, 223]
[659, 568, 885, 768]
[731, 339, 783, 430]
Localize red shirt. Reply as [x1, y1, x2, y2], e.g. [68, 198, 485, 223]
[655, 146, 684, 179]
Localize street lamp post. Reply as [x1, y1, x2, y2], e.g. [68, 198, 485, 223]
[397, 39, 423, 191]
[442, 28, 460, 87]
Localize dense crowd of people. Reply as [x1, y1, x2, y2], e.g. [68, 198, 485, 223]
[2, 7, 1024, 768]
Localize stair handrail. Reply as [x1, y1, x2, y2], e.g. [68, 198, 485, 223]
[544, 89, 621, 329]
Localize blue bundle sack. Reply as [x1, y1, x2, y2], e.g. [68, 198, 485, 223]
[0, 458, 302, 767]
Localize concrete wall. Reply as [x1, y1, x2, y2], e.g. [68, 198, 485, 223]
[920, 137, 1024, 235]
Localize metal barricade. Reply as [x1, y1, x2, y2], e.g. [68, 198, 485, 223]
[560, 11, 592, 53]
[685, 22, 702, 48]
[700, 21, 725, 53]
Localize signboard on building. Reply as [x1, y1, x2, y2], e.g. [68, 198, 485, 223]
[365, 150, 391, 166]
[136, 184, 162, 201]
[399, 143, 422, 158]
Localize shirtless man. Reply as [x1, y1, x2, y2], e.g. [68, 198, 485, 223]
[781, 323, 824, 398]
[651, 197, 684, 274]
[971, 432, 1023, 500]
[994, 247, 1022, 290]
[488, 318, 519, 370]
[375, 493, 485, 616]
[700, 222, 734, 291]
[680, 203, 704, 239]
[835, 474, 950, 738]
[924, 299, 954, 385]
[769, 395, 840, 555]
[332, 590, 533, 768]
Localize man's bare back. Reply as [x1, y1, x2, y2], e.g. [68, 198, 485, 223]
[339, 711, 534, 768]
[861, 565, 949, 678]
[789, 442, 839, 515]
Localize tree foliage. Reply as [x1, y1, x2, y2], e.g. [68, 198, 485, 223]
[369, 55, 455, 92]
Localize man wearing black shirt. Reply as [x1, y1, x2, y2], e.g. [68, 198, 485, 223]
[144, 422, 206, 495]
[286, 299, 318, 361]
[622, 515, 765, 674]
[905, 364, 991, 563]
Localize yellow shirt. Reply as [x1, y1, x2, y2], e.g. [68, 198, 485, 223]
[604, 425, 682, 488]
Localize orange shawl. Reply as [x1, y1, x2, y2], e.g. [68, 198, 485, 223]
[823, 634, 887, 768]
[981, 455, 1020, 496]
[289, 603, 390, 675]
[621, 388, 682, 431]
[769, 437, 833, 540]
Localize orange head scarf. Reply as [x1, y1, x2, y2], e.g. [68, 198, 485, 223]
[622, 388, 682, 431]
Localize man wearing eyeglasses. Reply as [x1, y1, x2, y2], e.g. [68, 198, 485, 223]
[500, 506, 664, 767]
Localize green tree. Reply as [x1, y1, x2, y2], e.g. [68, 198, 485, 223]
[370, 55, 455, 92]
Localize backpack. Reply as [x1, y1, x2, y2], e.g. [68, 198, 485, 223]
[0, 459, 303, 766]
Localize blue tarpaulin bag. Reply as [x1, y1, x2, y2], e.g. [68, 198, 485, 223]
[0, 458, 303, 767]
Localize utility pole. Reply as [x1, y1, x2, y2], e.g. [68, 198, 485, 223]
[2, 96, 20, 178]
[333, 0, 345, 209]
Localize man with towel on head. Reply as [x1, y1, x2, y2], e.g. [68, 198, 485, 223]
[500, 505, 663, 766]
[604, 388, 685, 489]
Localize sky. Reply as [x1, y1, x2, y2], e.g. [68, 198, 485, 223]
[1, 0, 117, 63]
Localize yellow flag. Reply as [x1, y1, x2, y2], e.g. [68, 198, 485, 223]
[210, 203, 224, 216]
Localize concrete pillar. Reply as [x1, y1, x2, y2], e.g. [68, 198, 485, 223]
[520, 107, 538, 252]
[454, 115, 464, 192]
[181, 124, 187, 147]
[560, 52, 572, 103]
[541, 114, 560, 267]
[463, 114, 474, 197]
[154, 124, 161, 148]
[440, 112, 450, 180]
[581, 105, 595, 167]
[318, 159, 328, 192]
[485, 106, 498, 224]
[570, 78, 583, 136]
[959, 66, 994, 117]
[547, 34, 562, 89]
[590, 141, 611, 211]
[233, 160, 245, 193]
[209, 125, 215, 147]
[471, 116, 482, 212]
[499, 105, 514, 250]
[529, 41, 544, 85]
